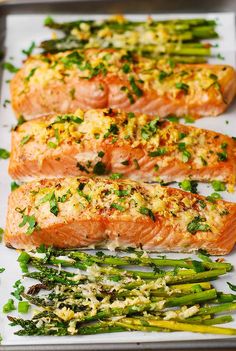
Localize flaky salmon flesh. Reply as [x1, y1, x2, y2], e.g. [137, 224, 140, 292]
[4, 177, 236, 254]
[9, 109, 236, 184]
[11, 49, 236, 120]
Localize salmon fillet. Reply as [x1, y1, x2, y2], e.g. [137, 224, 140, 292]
[4, 177, 236, 254]
[9, 109, 236, 184]
[10, 49, 236, 120]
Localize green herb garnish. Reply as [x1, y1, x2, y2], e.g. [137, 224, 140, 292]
[111, 203, 125, 212]
[141, 118, 160, 141]
[179, 179, 198, 194]
[148, 147, 167, 157]
[187, 216, 210, 234]
[110, 173, 123, 180]
[20, 135, 31, 145]
[93, 161, 106, 175]
[22, 41, 36, 56]
[176, 82, 189, 94]
[0, 148, 10, 159]
[211, 180, 226, 192]
[2, 62, 19, 73]
[11, 181, 20, 191]
[139, 207, 155, 222]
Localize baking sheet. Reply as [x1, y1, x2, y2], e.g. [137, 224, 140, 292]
[0, 12, 236, 347]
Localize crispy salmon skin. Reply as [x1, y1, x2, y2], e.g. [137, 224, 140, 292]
[5, 177, 236, 254]
[11, 49, 236, 120]
[9, 109, 236, 184]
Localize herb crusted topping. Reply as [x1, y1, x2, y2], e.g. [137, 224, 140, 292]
[15, 109, 234, 183]
[20, 48, 229, 106]
[14, 177, 231, 237]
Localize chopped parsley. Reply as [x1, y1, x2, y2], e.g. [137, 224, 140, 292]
[25, 67, 38, 82]
[98, 151, 105, 158]
[93, 161, 106, 175]
[111, 203, 125, 212]
[77, 188, 91, 202]
[20, 134, 31, 145]
[129, 76, 143, 97]
[16, 115, 26, 128]
[211, 180, 226, 192]
[158, 70, 172, 82]
[179, 132, 187, 140]
[148, 147, 167, 157]
[122, 63, 131, 73]
[217, 151, 227, 161]
[217, 142, 228, 161]
[11, 280, 24, 301]
[114, 189, 130, 197]
[11, 181, 20, 191]
[3, 299, 15, 313]
[38, 191, 59, 216]
[141, 117, 160, 141]
[175, 82, 189, 94]
[76, 162, 89, 174]
[18, 211, 39, 234]
[22, 41, 36, 56]
[58, 189, 72, 203]
[121, 86, 135, 104]
[52, 114, 83, 125]
[207, 192, 222, 203]
[178, 142, 186, 151]
[3, 99, 10, 108]
[139, 207, 155, 222]
[167, 115, 179, 123]
[179, 180, 198, 194]
[198, 199, 206, 209]
[182, 150, 191, 163]
[184, 115, 195, 124]
[0, 148, 10, 159]
[2, 62, 19, 73]
[187, 216, 210, 234]
[127, 112, 135, 118]
[104, 124, 119, 138]
[110, 173, 123, 180]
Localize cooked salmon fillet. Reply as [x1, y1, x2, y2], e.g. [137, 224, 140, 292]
[9, 109, 236, 184]
[4, 177, 236, 254]
[10, 49, 236, 120]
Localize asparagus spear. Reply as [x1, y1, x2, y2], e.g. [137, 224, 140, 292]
[195, 316, 233, 326]
[40, 16, 218, 61]
[8, 249, 236, 337]
[198, 302, 236, 316]
[43, 16, 217, 38]
[119, 317, 236, 335]
[31, 249, 232, 272]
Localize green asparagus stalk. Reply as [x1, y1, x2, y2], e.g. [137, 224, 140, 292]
[119, 317, 236, 335]
[165, 289, 217, 307]
[182, 316, 233, 325]
[198, 302, 236, 316]
[40, 16, 218, 60]
[32, 249, 232, 273]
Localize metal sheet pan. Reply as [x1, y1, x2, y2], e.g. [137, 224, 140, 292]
[1, 1, 236, 350]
